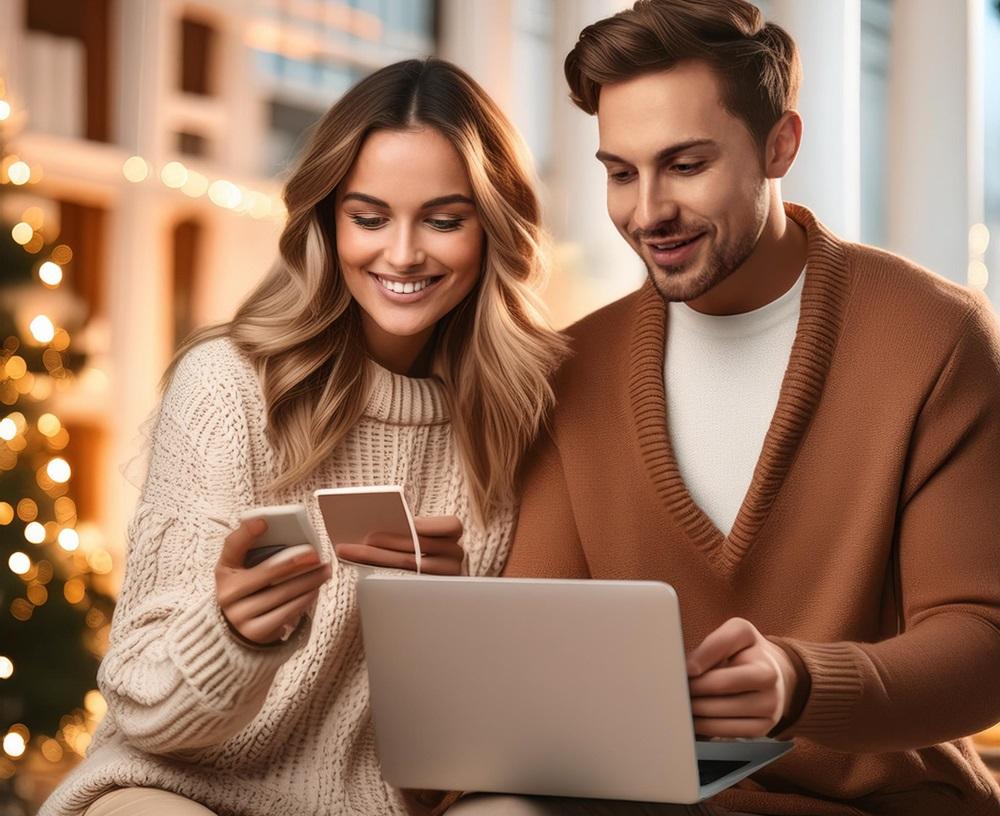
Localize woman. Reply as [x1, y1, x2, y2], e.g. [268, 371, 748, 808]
[41, 58, 566, 816]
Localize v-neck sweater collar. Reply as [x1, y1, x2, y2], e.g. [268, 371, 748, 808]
[628, 203, 850, 572]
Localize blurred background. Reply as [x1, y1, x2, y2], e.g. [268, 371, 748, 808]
[0, 0, 999, 812]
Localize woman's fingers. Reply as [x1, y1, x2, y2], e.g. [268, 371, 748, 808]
[413, 515, 462, 539]
[238, 588, 321, 645]
[334, 543, 462, 575]
[332, 515, 465, 574]
[216, 545, 324, 607]
[355, 529, 462, 558]
[226, 562, 332, 624]
[217, 519, 268, 569]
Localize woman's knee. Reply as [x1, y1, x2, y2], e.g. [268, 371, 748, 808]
[446, 793, 559, 816]
[84, 787, 218, 816]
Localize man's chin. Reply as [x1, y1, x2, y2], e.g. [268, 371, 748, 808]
[647, 264, 715, 303]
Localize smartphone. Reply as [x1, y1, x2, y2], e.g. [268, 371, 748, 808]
[313, 486, 421, 574]
[239, 504, 322, 568]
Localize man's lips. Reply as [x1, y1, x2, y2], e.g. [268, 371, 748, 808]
[640, 232, 706, 251]
[642, 232, 707, 267]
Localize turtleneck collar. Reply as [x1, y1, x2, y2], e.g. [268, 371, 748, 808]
[362, 358, 450, 426]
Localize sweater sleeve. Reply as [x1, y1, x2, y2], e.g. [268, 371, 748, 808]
[97, 344, 303, 756]
[778, 304, 1000, 752]
[503, 428, 590, 579]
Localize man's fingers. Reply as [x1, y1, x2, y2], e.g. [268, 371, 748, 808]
[692, 717, 774, 739]
[690, 691, 777, 719]
[686, 617, 757, 677]
[687, 663, 778, 697]
[217, 519, 267, 569]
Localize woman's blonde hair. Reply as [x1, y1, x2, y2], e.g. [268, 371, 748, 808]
[167, 58, 567, 524]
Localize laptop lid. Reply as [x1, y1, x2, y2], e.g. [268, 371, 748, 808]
[359, 576, 724, 803]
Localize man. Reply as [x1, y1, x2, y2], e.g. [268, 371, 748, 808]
[474, 1, 1000, 814]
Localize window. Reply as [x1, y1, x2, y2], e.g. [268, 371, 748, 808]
[24, 0, 110, 142]
[251, 0, 436, 175]
[58, 200, 106, 321]
[171, 219, 203, 348]
[179, 17, 217, 96]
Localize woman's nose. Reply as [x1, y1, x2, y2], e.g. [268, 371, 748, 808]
[384, 226, 426, 270]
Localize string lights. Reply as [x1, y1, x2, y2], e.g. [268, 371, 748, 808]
[0, 76, 116, 797]
[121, 154, 286, 220]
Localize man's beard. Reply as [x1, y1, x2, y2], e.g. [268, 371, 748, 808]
[643, 227, 757, 304]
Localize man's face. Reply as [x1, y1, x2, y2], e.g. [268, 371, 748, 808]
[597, 61, 771, 303]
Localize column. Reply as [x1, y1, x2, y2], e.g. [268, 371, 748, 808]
[886, 0, 985, 285]
[106, 2, 174, 549]
[768, 0, 862, 241]
[437, 0, 516, 110]
[544, 0, 644, 327]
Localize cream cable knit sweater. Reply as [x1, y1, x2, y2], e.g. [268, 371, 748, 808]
[41, 337, 514, 816]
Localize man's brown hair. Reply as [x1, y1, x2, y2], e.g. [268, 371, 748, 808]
[565, 0, 801, 149]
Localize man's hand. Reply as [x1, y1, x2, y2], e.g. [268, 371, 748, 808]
[686, 617, 797, 738]
[334, 515, 465, 575]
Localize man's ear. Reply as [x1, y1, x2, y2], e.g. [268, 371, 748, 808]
[764, 110, 802, 179]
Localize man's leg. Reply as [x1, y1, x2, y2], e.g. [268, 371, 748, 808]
[84, 787, 218, 816]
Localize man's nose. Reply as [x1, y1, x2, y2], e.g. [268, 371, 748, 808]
[633, 176, 680, 235]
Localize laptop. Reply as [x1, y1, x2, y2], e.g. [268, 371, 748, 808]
[357, 575, 792, 804]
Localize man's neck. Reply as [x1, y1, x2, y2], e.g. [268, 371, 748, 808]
[686, 199, 808, 316]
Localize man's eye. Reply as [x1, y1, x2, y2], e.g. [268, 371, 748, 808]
[608, 170, 635, 184]
[673, 162, 705, 175]
[427, 218, 465, 231]
[349, 214, 387, 229]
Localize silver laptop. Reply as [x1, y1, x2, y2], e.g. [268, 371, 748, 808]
[357, 576, 791, 804]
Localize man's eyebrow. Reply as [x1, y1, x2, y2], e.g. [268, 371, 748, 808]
[341, 192, 475, 209]
[595, 139, 719, 165]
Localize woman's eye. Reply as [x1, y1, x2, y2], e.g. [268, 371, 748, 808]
[349, 214, 387, 229]
[608, 170, 635, 184]
[427, 218, 464, 231]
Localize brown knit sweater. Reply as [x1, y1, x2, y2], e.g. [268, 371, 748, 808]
[504, 204, 1000, 816]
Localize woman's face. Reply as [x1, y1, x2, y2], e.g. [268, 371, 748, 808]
[335, 127, 484, 374]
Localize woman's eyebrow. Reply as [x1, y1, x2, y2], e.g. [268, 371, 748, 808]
[342, 192, 389, 207]
[421, 194, 475, 208]
[341, 192, 475, 209]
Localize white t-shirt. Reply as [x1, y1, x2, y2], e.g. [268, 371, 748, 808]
[665, 269, 805, 535]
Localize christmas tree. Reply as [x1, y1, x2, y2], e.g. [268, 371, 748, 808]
[1, 81, 116, 814]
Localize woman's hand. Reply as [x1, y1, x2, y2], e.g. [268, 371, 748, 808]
[686, 617, 798, 738]
[215, 518, 332, 645]
[334, 515, 465, 575]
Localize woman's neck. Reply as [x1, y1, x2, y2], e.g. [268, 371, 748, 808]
[361, 316, 435, 377]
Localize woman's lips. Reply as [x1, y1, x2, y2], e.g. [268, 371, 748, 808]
[369, 273, 444, 303]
